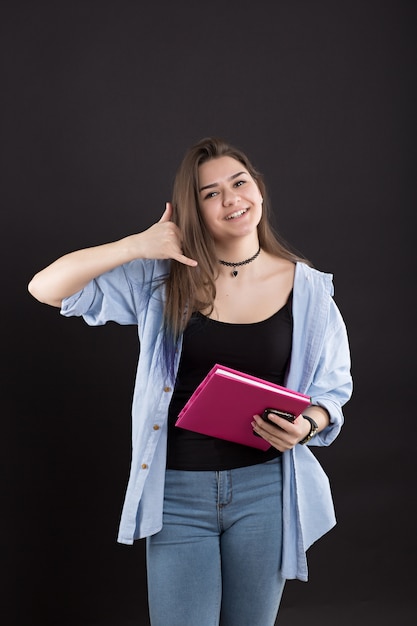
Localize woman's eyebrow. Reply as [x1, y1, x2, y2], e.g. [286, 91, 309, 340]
[199, 171, 247, 193]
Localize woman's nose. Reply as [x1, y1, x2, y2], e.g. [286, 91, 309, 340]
[223, 189, 240, 206]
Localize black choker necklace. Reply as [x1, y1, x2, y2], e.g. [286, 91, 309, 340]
[218, 246, 261, 277]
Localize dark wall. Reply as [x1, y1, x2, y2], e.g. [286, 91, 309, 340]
[2, 1, 416, 624]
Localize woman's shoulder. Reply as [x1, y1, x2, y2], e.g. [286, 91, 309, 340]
[262, 252, 295, 275]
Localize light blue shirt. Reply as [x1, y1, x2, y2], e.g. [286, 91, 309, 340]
[61, 260, 352, 581]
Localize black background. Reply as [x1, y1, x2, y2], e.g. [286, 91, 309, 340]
[2, 1, 416, 624]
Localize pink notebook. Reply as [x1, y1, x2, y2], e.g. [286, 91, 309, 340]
[175, 364, 311, 450]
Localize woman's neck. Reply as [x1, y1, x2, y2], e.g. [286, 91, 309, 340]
[214, 237, 260, 265]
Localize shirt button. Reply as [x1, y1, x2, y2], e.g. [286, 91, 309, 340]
[141, 463, 148, 470]
[163, 386, 172, 392]
[153, 425, 160, 431]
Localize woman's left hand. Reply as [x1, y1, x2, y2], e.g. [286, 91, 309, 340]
[251, 406, 329, 451]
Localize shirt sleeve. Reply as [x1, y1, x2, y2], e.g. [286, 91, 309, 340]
[308, 299, 353, 446]
[60, 259, 166, 327]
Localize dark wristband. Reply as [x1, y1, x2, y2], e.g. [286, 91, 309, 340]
[299, 415, 319, 445]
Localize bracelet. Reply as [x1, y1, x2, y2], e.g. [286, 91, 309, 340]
[299, 415, 319, 445]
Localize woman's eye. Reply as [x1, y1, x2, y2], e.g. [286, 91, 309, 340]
[234, 180, 246, 188]
[205, 191, 218, 199]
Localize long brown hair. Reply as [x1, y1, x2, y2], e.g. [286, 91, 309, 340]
[163, 136, 309, 348]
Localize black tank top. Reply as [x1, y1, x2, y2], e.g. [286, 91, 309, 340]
[166, 293, 293, 470]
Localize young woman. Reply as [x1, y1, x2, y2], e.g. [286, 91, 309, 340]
[28, 137, 352, 625]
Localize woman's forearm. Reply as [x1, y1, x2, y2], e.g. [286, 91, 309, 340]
[28, 235, 143, 307]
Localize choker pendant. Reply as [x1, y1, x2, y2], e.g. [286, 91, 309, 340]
[218, 246, 261, 277]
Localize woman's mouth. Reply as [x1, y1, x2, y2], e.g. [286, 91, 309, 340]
[225, 208, 248, 220]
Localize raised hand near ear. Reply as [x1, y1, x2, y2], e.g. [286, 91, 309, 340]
[131, 202, 198, 266]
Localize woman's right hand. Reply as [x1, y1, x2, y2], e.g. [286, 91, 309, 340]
[128, 202, 197, 267]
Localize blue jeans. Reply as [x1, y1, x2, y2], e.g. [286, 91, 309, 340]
[146, 457, 285, 626]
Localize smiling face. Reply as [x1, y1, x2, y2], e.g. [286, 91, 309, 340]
[197, 156, 263, 243]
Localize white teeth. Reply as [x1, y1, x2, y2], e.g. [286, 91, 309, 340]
[225, 208, 247, 220]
